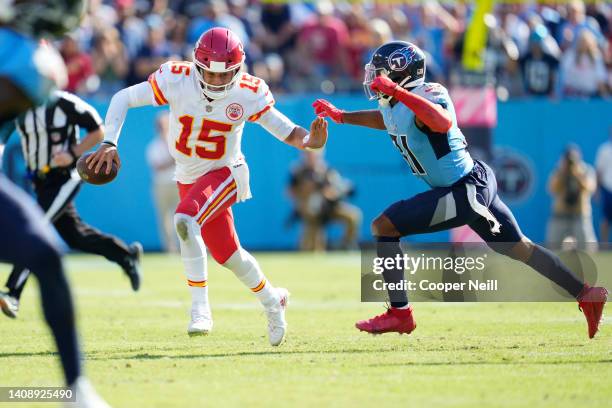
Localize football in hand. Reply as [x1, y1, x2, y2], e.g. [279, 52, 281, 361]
[76, 153, 118, 185]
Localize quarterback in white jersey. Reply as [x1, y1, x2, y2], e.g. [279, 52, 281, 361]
[148, 60, 281, 185]
[88, 27, 328, 346]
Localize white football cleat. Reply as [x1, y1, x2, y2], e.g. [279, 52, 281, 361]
[187, 303, 213, 336]
[64, 377, 111, 408]
[265, 288, 289, 346]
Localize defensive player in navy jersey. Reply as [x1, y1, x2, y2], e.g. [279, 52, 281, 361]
[313, 41, 607, 339]
[0, 1, 110, 406]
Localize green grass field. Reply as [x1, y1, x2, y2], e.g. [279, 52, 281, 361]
[0, 252, 610, 408]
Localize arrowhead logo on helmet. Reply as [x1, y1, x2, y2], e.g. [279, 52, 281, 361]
[192, 27, 246, 100]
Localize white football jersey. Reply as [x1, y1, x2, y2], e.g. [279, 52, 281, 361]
[148, 61, 275, 184]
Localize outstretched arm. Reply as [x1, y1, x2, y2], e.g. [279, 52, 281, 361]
[255, 106, 328, 150]
[312, 99, 386, 130]
[87, 82, 154, 174]
[370, 76, 452, 133]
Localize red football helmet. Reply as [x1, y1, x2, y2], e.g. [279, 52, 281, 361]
[192, 27, 245, 100]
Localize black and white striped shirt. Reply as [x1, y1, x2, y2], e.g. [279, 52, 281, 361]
[15, 91, 102, 174]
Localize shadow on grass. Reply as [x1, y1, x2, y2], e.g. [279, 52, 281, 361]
[89, 348, 393, 361]
[0, 351, 57, 358]
[83, 349, 612, 367]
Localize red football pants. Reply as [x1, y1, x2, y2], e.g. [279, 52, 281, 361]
[176, 167, 240, 264]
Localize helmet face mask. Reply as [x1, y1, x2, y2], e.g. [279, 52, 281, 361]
[363, 63, 386, 101]
[192, 27, 245, 100]
[192, 55, 242, 100]
[363, 41, 426, 102]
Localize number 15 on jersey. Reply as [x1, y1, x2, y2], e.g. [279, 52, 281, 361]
[175, 116, 233, 160]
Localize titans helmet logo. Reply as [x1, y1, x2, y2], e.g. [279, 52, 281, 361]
[387, 47, 416, 71]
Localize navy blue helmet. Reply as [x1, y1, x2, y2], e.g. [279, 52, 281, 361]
[363, 41, 426, 101]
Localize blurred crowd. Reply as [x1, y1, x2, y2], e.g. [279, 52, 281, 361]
[60, 0, 611, 99]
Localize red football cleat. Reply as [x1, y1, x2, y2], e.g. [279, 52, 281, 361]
[577, 285, 608, 339]
[355, 306, 416, 335]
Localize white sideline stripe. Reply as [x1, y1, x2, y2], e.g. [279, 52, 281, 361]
[193, 174, 234, 221]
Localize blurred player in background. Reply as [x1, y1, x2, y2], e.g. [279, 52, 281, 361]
[87, 27, 327, 346]
[313, 41, 608, 339]
[0, 0, 110, 406]
[146, 111, 179, 253]
[0, 91, 143, 319]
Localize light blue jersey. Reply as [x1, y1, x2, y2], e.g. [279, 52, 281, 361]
[0, 28, 66, 141]
[379, 82, 474, 187]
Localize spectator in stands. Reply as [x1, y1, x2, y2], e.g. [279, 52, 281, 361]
[259, 2, 298, 57]
[130, 15, 177, 85]
[257, 2, 299, 90]
[499, 4, 531, 55]
[187, 0, 249, 48]
[412, 1, 461, 76]
[363, 18, 393, 66]
[91, 27, 129, 97]
[115, 0, 147, 59]
[50, 0, 612, 99]
[146, 112, 179, 253]
[252, 54, 285, 94]
[60, 34, 97, 94]
[342, 5, 372, 81]
[294, 0, 350, 90]
[547, 144, 598, 251]
[560, 0, 605, 50]
[559, 29, 608, 97]
[595, 129, 612, 243]
[166, 15, 191, 60]
[518, 25, 560, 96]
[288, 151, 361, 251]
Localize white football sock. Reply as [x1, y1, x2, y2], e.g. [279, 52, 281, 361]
[174, 213, 209, 307]
[223, 248, 279, 308]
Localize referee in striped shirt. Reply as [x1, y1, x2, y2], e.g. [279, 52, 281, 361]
[0, 91, 142, 319]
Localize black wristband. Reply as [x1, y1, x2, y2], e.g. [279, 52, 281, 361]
[102, 140, 117, 147]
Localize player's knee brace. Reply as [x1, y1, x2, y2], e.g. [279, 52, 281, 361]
[174, 213, 198, 242]
[174, 213, 206, 281]
[174, 213, 205, 256]
[223, 248, 261, 288]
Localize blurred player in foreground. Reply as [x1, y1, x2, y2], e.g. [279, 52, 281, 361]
[0, 0, 111, 406]
[88, 27, 327, 346]
[313, 41, 608, 339]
